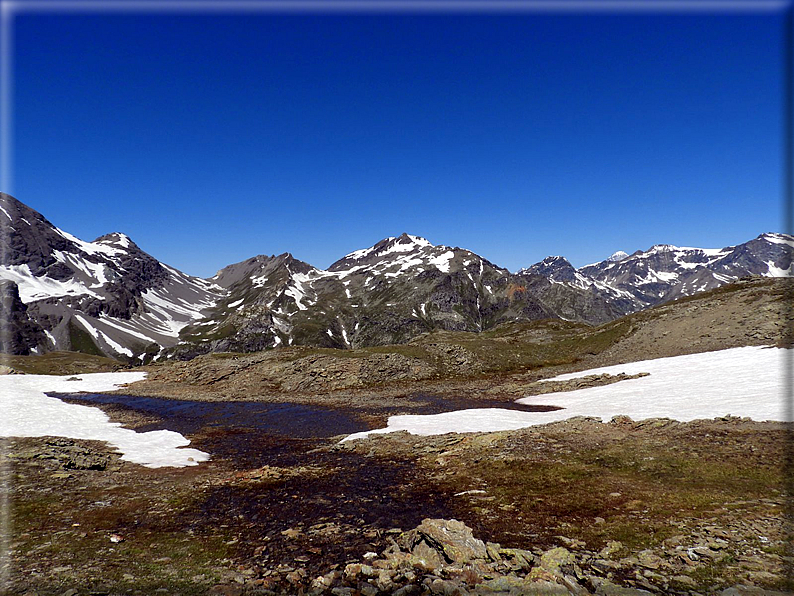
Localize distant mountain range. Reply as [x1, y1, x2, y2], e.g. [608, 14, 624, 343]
[1, 192, 791, 360]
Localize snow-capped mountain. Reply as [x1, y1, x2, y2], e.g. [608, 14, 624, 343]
[0, 193, 226, 358]
[575, 233, 793, 310]
[1, 193, 790, 360]
[173, 233, 566, 357]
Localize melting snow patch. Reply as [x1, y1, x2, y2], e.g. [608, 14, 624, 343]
[342, 409, 550, 442]
[765, 261, 791, 278]
[74, 314, 133, 357]
[517, 346, 787, 423]
[761, 233, 794, 247]
[0, 372, 209, 468]
[0, 264, 102, 303]
[342, 346, 788, 441]
[429, 251, 455, 273]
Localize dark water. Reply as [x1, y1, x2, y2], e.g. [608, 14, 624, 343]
[48, 392, 563, 468]
[49, 393, 369, 438]
[48, 392, 563, 444]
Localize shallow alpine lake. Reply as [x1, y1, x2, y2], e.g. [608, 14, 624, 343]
[49, 393, 370, 439]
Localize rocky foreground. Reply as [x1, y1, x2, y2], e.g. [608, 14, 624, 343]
[4, 277, 792, 595]
[5, 414, 791, 596]
[278, 516, 785, 596]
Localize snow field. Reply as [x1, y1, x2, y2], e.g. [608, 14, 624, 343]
[343, 346, 789, 442]
[518, 345, 787, 422]
[0, 372, 209, 468]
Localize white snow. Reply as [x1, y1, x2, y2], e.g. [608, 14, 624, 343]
[54, 227, 124, 257]
[765, 261, 791, 278]
[0, 372, 209, 468]
[283, 271, 321, 311]
[517, 346, 787, 422]
[343, 346, 788, 441]
[381, 235, 432, 255]
[428, 251, 455, 273]
[0, 205, 10, 220]
[342, 409, 555, 442]
[761, 233, 794, 247]
[0, 264, 102, 303]
[712, 272, 734, 283]
[343, 246, 379, 261]
[382, 256, 425, 278]
[139, 279, 221, 339]
[635, 269, 679, 285]
[52, 250, 114, 288]
[43, 329, 56, 347]
[228, 298, 244, 308]
[73, 314, 134, 357]
[97, 314, 163, 343]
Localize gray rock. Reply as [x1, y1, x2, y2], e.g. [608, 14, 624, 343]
[721, 586, 791, 595]
[540, 547, 575, 572]
[592, 578, 653, 595]
[405, 519, 488, 565]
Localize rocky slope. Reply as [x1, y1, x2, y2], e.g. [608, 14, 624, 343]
[126, 277, 789, 410]
[1, 193, 790, 360]
[576, 233, 793, 310]
[0, 193, 225, 359]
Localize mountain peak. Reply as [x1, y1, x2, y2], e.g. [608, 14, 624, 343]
[329, 233, 437, 271]
[396, 232, 431, 243]
[607, 250, 629, 262]
[519, 255, 576, 279]
[94, 232, 135, 250]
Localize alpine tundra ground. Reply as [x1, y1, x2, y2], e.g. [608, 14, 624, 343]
[2, 277, 792, 595]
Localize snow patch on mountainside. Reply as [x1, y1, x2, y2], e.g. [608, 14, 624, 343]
[0, 264, 103, 302]
[518, 345, 786, 422]
[762, 232, 794, 247]
[74, 314, 134, 357]
[428, 250, 455, 273]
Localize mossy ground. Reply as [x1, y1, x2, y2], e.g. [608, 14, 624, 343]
[1, 351, 122, 375]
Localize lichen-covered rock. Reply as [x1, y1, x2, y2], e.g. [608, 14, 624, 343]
[402, 518, 488, 565]
[591, 578, 653, 595]
[539, 547, 575, 573]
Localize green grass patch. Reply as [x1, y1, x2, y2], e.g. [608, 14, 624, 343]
[1, 351, 122, 375]
[67, 320, 105, 356]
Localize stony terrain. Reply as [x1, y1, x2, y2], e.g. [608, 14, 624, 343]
[4, 415, 790, 595]
[3, 276, 791, 595]
[123, 277, 790, 413]
[2, 192, 791, 360]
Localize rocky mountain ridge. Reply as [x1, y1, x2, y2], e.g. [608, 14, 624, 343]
[0, 193, 224, 358]
[0, 192, 790, 360]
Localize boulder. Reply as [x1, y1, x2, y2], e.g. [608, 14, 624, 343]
[401, 518, 488, 565]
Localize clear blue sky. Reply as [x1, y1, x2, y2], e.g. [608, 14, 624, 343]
[9, 5, 788, 277]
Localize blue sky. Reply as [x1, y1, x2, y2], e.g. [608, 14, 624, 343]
[9, 5, 788, 277]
